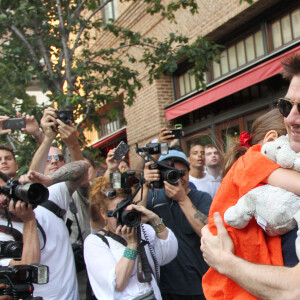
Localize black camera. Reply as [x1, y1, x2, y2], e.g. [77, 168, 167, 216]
[136, 142, 168, 156]
[0, 179, 49, 208]
[55, 110, 74, 124]
[110, 171, 140, 191]
[149, 162, 185, 189]
[107, 197, 141, 228]
[0, 241, 23, 259]
[0, 264, 49, 299]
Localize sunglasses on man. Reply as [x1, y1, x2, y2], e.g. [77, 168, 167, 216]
[277, 98, 300, 117]
[46, 154, 64, 162]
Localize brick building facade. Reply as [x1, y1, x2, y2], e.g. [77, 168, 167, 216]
[88, 0, 300, 168]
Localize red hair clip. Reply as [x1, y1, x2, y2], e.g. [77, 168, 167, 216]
[239, 131, 251, 149]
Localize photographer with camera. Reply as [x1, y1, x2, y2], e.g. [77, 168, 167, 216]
[29, 106, 94, 299]
[140, 149, 212, 299]
[84, 176, 178, 300]
[0, 171, 40, 267]
[0, 171, 41, 299]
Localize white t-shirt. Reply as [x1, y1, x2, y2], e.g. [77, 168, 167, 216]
[0, 182, 79, 300]
[189, 174, 215, 199]
[84, 224, 178, 300]
[204, 171, 222, 199]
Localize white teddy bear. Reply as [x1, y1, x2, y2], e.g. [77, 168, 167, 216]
[224, 135, 300, 259]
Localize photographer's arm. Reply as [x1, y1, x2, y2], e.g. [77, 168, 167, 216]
[134, 161, 160, 207]
[22, 161, 89, 196]
[103, 149, 119, 181]
[57, 119, 84, 162]
[16, 112, 45, 145]
[29, 108, 56, 173]
[114, 225, 138, 291]
[164, 181, 207, 237]
[201, 212, 300, 300]
[9, 201, 40, 266]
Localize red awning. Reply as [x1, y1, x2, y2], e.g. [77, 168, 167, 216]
[165, 45, 300, 120]
[92, 127, 126, 148]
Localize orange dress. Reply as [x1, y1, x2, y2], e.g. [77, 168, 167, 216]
[202, 145, 284, 300]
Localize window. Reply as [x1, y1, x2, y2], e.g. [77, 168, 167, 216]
[212, 30, 264, 80]
[102, 0, 117, 25]
[177, 72, 197, 97]
[98, 114, 124, 138]
[270, 7, 300, 50]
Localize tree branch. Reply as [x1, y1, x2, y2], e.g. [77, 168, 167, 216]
[31, 15, 62, 93]
[8, 23, 40, 65]
[70, 0, 113, 57]
[56, 0, 73, 96]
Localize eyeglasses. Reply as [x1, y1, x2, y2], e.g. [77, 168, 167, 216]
[277, 98, 300, 117]
[46, 154, 64, 162]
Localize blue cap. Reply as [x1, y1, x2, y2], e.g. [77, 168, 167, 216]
[158, 150, 190, 170]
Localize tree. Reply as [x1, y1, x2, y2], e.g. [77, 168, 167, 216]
[0, 0, 252, 172]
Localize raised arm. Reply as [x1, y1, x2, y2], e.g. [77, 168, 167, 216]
[57, 118, 84, 162]
[22, 160, 89, 196]
[8, 201, 40, 266]
[29, 108, 56, 173]
[201, 212, 300, 300]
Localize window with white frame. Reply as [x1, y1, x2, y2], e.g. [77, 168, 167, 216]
[270, 8, 300, 50]
[102, 0, 118, 25]
[212, 30, 264, 80]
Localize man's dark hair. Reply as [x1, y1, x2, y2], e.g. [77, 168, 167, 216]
[0, 171, 9, 183]
[0, 144, 16, 161]
[281, 53, 300, 81]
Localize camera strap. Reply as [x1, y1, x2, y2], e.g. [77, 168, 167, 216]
[137, 226, 152, 283]
[0, 225, 23, 242]
[39, 200, 66, 220]
[68, 197, 84, 245]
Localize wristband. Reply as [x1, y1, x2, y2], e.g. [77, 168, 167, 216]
[123, 247, 138, 260]
[152, 218, 166, 234]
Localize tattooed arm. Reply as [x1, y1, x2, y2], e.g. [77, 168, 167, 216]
[20, 161, 89, 196]
[164, 181, 208, 237]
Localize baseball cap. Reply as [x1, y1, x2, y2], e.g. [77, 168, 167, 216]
[158, 150, 190, 170]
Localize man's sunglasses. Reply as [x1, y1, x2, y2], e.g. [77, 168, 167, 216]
[46, 154, 64, 162]
[277, 98, 300, 117]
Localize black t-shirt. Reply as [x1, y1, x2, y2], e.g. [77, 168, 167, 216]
[281, 225, 299, 267]
[147, 188, 212, 295]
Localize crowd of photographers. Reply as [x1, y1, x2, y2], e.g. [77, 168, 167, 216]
[0, 108, 222, 300]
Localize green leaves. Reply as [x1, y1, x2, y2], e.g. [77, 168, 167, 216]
[0, 0, 224, 171]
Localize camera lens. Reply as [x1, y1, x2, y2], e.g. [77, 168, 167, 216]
[4, 242, 22, 258]
[164, 170, 180, 184]
[121, 210, 141, 227]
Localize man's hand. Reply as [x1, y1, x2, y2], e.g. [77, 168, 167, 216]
[158, 127, 174, 144]
[57, 119, 78, 146]
[19, 170, 52, 187]
[0, 116, 11, 135]
[200, 212, 235, 274]
[143, 161, 160, 185]
[164, 180, 187, 202]
[0, 284, 12, 300]
[106, 149, 119, 173]
[40, 107, 57, 139]
[8, 200, 35, 223]
[16, 112, 42, 137]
